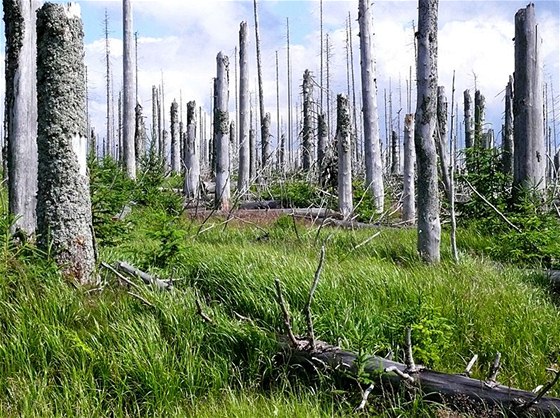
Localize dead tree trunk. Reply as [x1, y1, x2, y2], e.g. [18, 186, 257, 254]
[214, 52, 230, 211]
[237, 21, 250, 196]
[122, 0, 136, 178]
[502, 75, 514, 177]
[402, 114, 415, 223]
[170, 99, 180, 173]
[513, 3, 545, 193]
[318, 113, 328, 186]
[358, 0, 384, 212]
[4, 0, 39, 235]
[302, 69, 313, 172]
[463, 89, 474, 150]
[436, 86, 452, 201]
[249, 109, 256, 180]
[36, 3, 96, 284]
[474, 90, 486, 148]
[337, 95, 353, 220]
[184, 101, 200, 199]
[134, 102, 146, 163]
[415, 0, 441, 263]
[151, 85, 158, 153]
[391, 130, 400, 176]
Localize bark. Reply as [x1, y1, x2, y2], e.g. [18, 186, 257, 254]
[36, 3, 96, 284]
[134, 102, 146, 162]
[391, 130, 400, 175]
[302, 69, 313, 172]
[214, 52, 230, 211]
[474, 90, 486, 148]
[122, 0, 136, 178]
[170, 99, 180, 172]
[463, 89, 474, 149]
[502, 76, 514, 177]
[436, 86, 452, 201]
[229, 121, 236, 170]
[3, 0, 39, 235]
[237, 21, 250, 196]
[337, 95, 353, 220]
[402, 114, 416, 223]
[162, 129, 169, 170]
[151, 85, 158, 153]
[414, 0, 441, 263]
[358, 0, 384, 212]
[318, 113, 328, 186]
[513, 4, 545, 192]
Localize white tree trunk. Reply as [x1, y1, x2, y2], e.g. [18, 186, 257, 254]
[36, 3, 96, 284]
[122, 0, 136, 178]
[415, 0, 441, 263]
[463, 89, 473, 149]
[170, 99, 180, 173]
[302, 69, 313, 171]
[474, 90, 486, 148]
[237, 22, 250, 196]
[214, 52, 231, 211]
[402, 114, 415, 223]
[358, 0, 384, 212]
[337, 95, 353, 220]
[513, 3, 545, 192]
[184, 101, 200, 199]
[4, 0, 40, 235]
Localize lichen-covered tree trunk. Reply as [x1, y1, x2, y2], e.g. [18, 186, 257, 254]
[36, 3, 96, 284]
[502, 76, 514, 176]
[170, 99, 180, 172]
[513, 3, 545, 192]
[436, 86, 451, 201]
[402, 114, 415, 223]
[302, 69, 313, 171]
[214, 52, 230, 210]
[4, 0, 40, 235]
[358, 0, 384, 212]
[184, 101, 200, 199]
[317, 113, 328, 186]
[237, 21, 250, 196]
[337, 95, 353, 220]
[463, 89, 473, 150]
[122, 0, 136, 178]
[474, 90, 486, 148]
[390, 130, 400, 175]
[162, 129, 169, 170]
[134, 102, 146, 162]
[415, 0, 441, 263]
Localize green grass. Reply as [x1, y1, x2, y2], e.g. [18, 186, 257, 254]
[0, 177, 559, 416]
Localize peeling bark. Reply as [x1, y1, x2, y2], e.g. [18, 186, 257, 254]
[402, 114, 416, 223]
[214, 52, 230, 211]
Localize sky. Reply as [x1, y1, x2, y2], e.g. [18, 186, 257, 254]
[1, 0, 559, 154]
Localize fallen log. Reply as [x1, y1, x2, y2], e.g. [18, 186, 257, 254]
[238, 200, 283, 210]
[115, 261, 173, 291]
[284, 337, 560, 417]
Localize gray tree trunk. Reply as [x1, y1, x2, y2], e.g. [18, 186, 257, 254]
[358, 0, 384, 212]
[337, 95, 353, 220]
[122, 0, 136, 178]
[513, 3, 545, 192]
[151, 85, 158, 153]
[184, 101, 200, 199]
[134, 102, 146, 163]
[4, 0, 39, 235]
[474, 89, 486, 148]
[170, 99, 180, 173]
[436, 86, 452, 201]
[214, 52, 230, 210]
[162, 129, 169, 170]
[414, 0, 441, 263]
[317, 113, 328, 185]
[237, 21, 250, 196]
[390, 130, 400, 175]
[36, 3, 96, 284]
[230, 121, 237, 170]
[402, 114, 415, 223]
[463, 89, 473, 149]
[302, 69, 313, 171]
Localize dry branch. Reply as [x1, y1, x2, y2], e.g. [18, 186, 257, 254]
[116, 261, 173, 291]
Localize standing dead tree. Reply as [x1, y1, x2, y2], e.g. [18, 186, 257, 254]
[214, 52, 231, 211]
[302, 70, 313, 172]
[513, 3, 545, 194]
[337, 95, 353, 220]
[36, 3, 96, 284]
[184, 101, 200, 199]
[122, 0, 136, 178]
[3, 0, 40, 235]
[134, 102, 146, 163]
[502, 75, 514, 177]
[415, 0, 441, 263]
[237, 21, 250, 197]
[402, 114, 415, 223]
[474, 90, 486, 148]
[463, 89, 474, 150]
[358, 0, 384, 212]
[436, 86, 452, 201]
[170, 99, 180, 173]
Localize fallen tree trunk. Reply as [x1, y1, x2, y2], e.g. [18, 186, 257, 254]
[285, 337, 560, 417]
[115, 261, 173, 291]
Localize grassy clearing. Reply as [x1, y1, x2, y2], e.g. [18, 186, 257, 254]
[0, 168, 559, 416]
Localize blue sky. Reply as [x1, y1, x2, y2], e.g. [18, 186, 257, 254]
[1, 0, 559, 153]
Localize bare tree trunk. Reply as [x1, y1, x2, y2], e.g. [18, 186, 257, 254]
[286, 18, 293, 170]
[358, 0, 384, 212]
[463, 89, 473, 150]
[151, 85, 158, 153]
[4, 0, 39, 235]
[104, 9, 111, 159]
[449, 72, 459, 263]
[237, 21, 250, 196]
[214, 52, 230, 211]
[402, 114, 415, 223]
[253, 0, 270, 171]
[122, 0, 136, 178]
[317, 113, 328, 185]
[157, 88, 163, 159]
[134, 102, 146, 164]
[513, 3, 545, 193]
[391, 130, 400, 175]
[184, 101, 200, 199]
[229, 121, 236, 172]
[502, 75, 514, 176]
[415, 0, 441, 263]
[337, 95, 353, 220]
[36, 3, 96, 284]
[436, 86, 451, 201]
[474, 90, 486, 148]
[349, 11, 359, 167]
[302, 69, 313, 171]
[170, 99, 180, 173]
